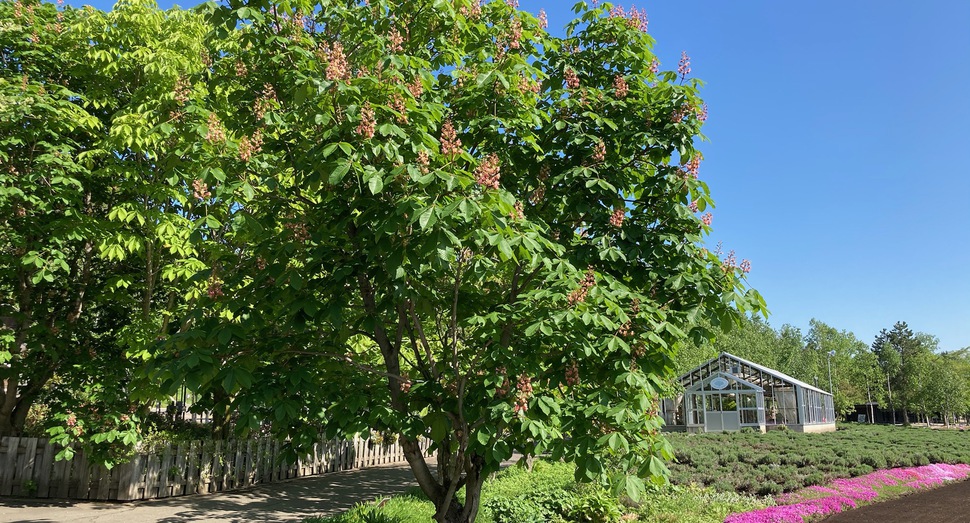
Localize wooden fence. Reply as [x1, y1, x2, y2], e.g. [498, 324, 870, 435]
[0, 435, 429, 501]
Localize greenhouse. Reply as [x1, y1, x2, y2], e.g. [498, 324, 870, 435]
[661, 352, 836, 433]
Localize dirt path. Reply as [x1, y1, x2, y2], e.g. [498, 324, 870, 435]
[824, 478, 970, 523]
[0, 462, 421, 523]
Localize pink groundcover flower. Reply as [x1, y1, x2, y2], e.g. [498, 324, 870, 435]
[725, 463, 970, 523]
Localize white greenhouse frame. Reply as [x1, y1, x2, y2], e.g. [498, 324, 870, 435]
[662, 352, 836, 433]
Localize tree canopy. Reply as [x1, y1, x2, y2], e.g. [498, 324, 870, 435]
[2, 0, 768, 520]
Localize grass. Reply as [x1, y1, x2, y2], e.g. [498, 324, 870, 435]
[305, 461, 770, 523]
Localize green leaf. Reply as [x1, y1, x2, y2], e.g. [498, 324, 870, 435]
[368, 174, 384, 194]
[418, 206, 436, 230]
[329, 160, 351, 184]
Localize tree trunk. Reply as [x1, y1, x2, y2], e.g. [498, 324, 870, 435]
[0, 411, 16, 437]
[210, 388, 232, 440]
[434, 456, 485, 523]
[0, 377, 21, 437]
[0, 391, 36, 438]
[902, 408, 910, 426]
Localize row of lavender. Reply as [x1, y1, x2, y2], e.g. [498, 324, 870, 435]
[0, 435, 428, 501]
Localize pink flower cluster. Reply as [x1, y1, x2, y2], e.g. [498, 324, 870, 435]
[678, 51, 691, 80]
[508, 19, 523, 49]
[207, 275, 224, 299]
[192, 179, 211, 200]
[440, 120, 462, 156]
[495, 367, 510, 397]
[514, 374, 532, 414]
[174, 76, 191, 104]
[592, 140, 606, 163]
[609, 208, 625, 228]
[325, 42, 350, 82]
[387, 28, 404, 53]
[408, 77, 423, 98]
[565, 361, 580, 386]
[460, 2, 482, 19]
[510, 201, 525, 220]
[683, 154, 702, 178]
[391, 92, 407, 123]
[564, 68, 580, 89]
[726, 463, 970, 523]
[238, 130, 263, 162]
[417, 150, 430, 173]
[609, 5, 648, 32]
[613, 75, 629, 99]
[538, 9, 548, 30]
[697, 103, 709, 122]
[475, 153, 501, 190]
[356, 104, 376, 139]
[701, 212, 712, 226]
[567, 266, 596, 306]
[206, 113, 226, 144]
[255, 83, 277, 121]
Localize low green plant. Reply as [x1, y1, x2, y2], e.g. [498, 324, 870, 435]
[22, 479, 38, 496]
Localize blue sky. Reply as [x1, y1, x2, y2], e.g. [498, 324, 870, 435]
[72, 0, 970, 350]
[525, 0, 970, 351]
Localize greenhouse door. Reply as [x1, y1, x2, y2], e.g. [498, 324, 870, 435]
[704, 393, 740, 432]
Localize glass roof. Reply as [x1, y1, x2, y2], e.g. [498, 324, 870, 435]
[679, 352, 831, 396]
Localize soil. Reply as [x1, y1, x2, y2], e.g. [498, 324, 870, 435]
[824, 478, 970, 523]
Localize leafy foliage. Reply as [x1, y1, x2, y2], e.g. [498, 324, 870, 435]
[0, 0, 223, 462]
[146, 0, 764, 521]
[3, 0, 765, 518]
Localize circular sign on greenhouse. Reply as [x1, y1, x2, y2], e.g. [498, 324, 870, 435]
[710, 377, 730, 390]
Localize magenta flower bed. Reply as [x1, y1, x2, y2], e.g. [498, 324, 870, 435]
[725, 463, 970, 523]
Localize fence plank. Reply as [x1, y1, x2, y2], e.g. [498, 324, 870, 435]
[0, 435, 417, 502]
[186, 440, 200, 495]
[271, 439, 281, 482]
[233, 439, 245, 489]
[118, 455, 143, 501]
[157, 443, 173, 498]
[73, 450, 90, 500]
[144, 450, 160, 499]
[198, 440, 211, 494]
[212, 440, 224, 492]
[14, 437, 35, 496]
[36, 440, 54, 498]
[95, 464, 111, 500]
[172, 442, 187, 497]
[0, 437, 19, 495]
[53, 447, 72, 499]
[245, 439, 255, 487]
[222, 440, 235, 490]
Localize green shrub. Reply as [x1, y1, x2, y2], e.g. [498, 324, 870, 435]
[482, 497, 545, 523]
[756, 481, 782, 496]
[566, 485, 622, 523]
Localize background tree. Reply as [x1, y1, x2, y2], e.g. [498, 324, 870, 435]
[805, 319, 870, 415]
[872, 321, 931, 426]
[156, 1, 765, 521]
[1, 0, 213, 462]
